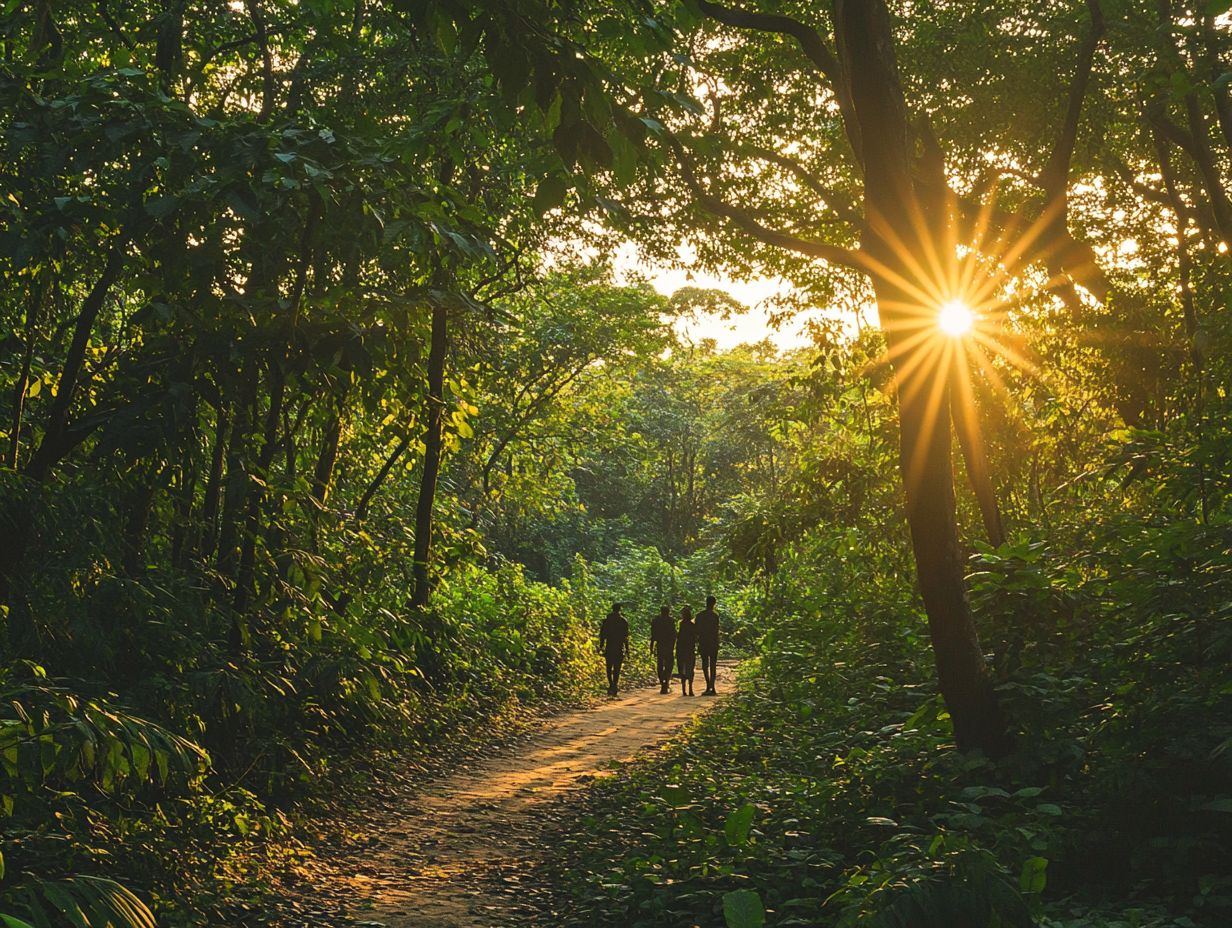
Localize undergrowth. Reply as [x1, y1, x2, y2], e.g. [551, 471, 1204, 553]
[543, 515, 1232, 928]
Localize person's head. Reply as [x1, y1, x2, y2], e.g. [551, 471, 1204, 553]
[681, 605, 692, 621]
[659, 605, 670, 618]
[706, 595, 716, 609]
[611, 602, 622, 614]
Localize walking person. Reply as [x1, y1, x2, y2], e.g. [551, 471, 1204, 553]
[650, 605, 676, 694]
[598, 602, 630, 697]
[676, 605, 697, 697]
[696, 595, 721, 695]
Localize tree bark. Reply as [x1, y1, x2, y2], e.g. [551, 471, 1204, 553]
[233, 359, 284, 616]
[311, 401, 343, 506]
[411, 298, 448, 609]
[216, 383, 254, 582]
[355, 432, 412, 521]
[8, 275, 47, 470]
[950, 373, 1006, 547]
[834, 0, 1007, 754]
[1151, 125, 1209, 523]
[200, 402, 229, 560]
[1203, 17, 1232, 151]
[155, 0, 186, 91]
[1153, 0, 1232, 238]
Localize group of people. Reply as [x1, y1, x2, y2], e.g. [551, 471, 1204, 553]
[598, 597, 722, 697]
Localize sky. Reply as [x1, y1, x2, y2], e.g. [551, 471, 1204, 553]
[611, 242, 825, 352]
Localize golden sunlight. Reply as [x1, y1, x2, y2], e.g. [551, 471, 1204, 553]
[937, 299, 975, 337]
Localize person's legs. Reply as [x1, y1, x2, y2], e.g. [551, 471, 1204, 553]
[701, 651, 717, 692]
[610, 656, 623, 692]
[605, 656, 617, 694]
[657, 649, 672, 693]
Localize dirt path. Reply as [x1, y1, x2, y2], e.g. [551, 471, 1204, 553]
[294, 662, 737, 928]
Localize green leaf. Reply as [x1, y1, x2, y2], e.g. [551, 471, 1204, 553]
[532, 175, 569, 216]
[723, 889, 766, 928]
[144, 195, 178, 220]
[724, 803, 756, 845]
[1204, 0, 1231, 15]
[224, 188, 260, 221]
[659, 783, 690, 806]
[1019, 856, 1048, 894]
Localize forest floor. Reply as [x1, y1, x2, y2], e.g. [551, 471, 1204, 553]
[262, 661, 739, 927]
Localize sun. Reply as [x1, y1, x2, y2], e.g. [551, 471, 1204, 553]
[937, 299, 975, 337]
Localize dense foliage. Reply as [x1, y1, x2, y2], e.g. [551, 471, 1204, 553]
[543, 341, 1232, 927]
[2, 0, 1230, 925]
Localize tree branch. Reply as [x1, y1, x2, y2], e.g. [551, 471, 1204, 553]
[1039, 0, 1105, 199]
[1108, 156, 1215, 235]
[97, 0, 135, 49]
[244, 0, 276, 121]
[739, 144, 864, 227]
[1152, 0, 1232, 237]
[668, 135, 867, 272]
[697, 0, 862, 163]
[698, 0, 839, 78]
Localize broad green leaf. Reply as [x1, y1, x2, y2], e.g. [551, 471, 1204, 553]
[1019, 856, 1048, 894]
[724, 803, 755, 845]
[723, 889, 765, 928]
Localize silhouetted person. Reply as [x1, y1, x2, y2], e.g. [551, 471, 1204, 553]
[696, 595, 720, 695]
[599, 602, 629, 696]
[650, 604, 676, 694]
[676, 605, 697, 697]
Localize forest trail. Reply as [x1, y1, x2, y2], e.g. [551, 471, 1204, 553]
[296, 661, 738, 927]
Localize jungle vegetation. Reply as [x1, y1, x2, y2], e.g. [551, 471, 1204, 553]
[1, 0, 1230, 925]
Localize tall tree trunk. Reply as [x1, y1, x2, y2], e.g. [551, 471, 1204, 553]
[950, 374, 1006, 546]
[1152, 126, 1210, 523]
[1203, 16, 1232, 151]
[834, 0, 1006, 754]
[154, 0, 186, 92]
[216, 384, 254, 582]
[311, 400, 344, 506]
[8, 274, 46, 470]
[200, 402, 229, 560]
[411, 299, 448, 609]
[233, 360, 285, 616]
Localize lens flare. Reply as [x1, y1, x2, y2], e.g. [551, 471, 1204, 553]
[938, 299, 975, 337]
